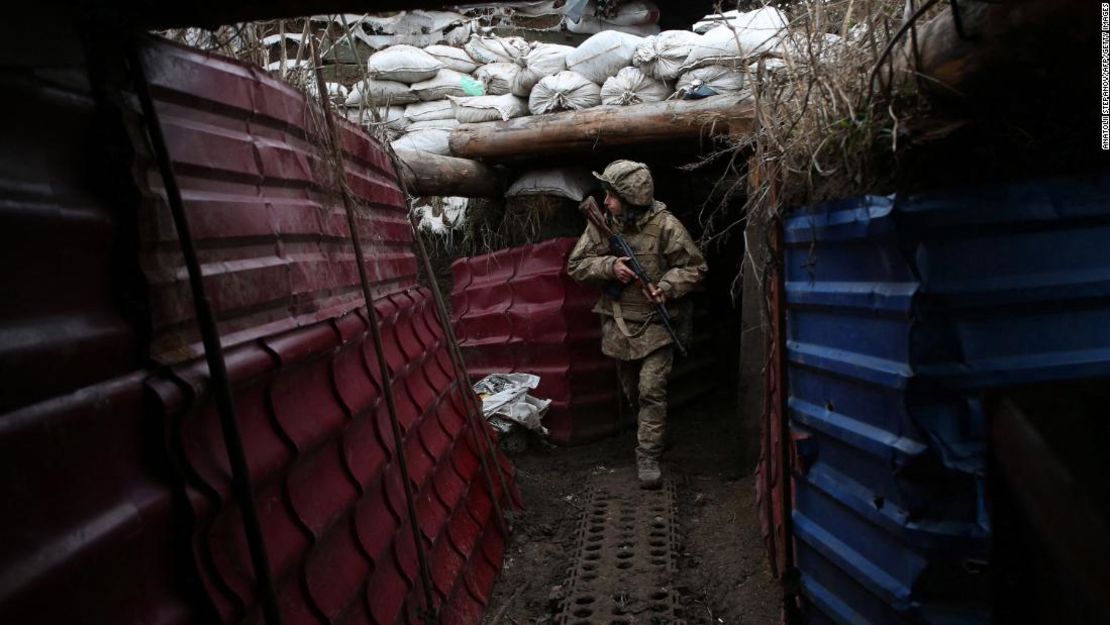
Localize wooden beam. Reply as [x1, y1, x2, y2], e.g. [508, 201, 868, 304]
[395, 150, 503, 198]
[892, 0, 1088, 98]
[449, 95, 755, 161]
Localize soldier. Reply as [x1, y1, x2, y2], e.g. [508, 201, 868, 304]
[567, 160, 707, 489]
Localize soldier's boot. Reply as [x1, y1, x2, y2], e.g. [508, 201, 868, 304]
[637, 454, 662, 490]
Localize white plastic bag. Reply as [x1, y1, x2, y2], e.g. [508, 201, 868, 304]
[633, 30, 702, 81]
[403, 99, 457, 122]
[676, 65, 747, 98]
[367, 45, 445, 84]
[682, 7, 788, 70]
[511, 43, 576, 96]
[410, 69, 486, 101]
[506, 167, 595, 200]
[528, 71, 602, 114]
[423, 44, 479, 74]
[450, 94, 529, 123]
[565, 30, 644, 86]
[391, 128, 452, 155]
[601, 67, 671, 105]
[475, 62, 521, 96]
[345, 78, 419, 106]
[464, 34, 531, 65]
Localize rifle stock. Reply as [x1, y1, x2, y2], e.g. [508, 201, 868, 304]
[578, 197, 688, 356]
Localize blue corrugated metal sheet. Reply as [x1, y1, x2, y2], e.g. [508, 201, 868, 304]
[783, 172, 1110, 625]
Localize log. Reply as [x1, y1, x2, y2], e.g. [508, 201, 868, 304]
[892, 0, 1088, 98]
[449, 95, 755, 161]
[395, 150, 503, 198]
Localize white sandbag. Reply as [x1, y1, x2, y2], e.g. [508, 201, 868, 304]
[305, 80, 349, 102]
[423, 45, 479, 74]
[528, 71, 602, 115]
[345, 78, 419, 106]
[565, 17, 659, 37]
[511, 43, 576, 97]
[692, 10, 738, 34]
[367, 45, 445, 84]
[475, 63, 521, 96]
[449, 94, 528, 123]
[676, 65, 747, 98]
[600, 67, 671, 105]
[506, 167, 595, 201]
[464, 34, 531, 65]
[633, 30, 702, 81]
[682, 7, 788, 70]
[407, 118, 460, 131]
[391, 128, 451, 155]
[343, 105, 409, 131]
[565, 30, 644, 86]
[410, 69, 486, 101]
[403, 99, 457, 122]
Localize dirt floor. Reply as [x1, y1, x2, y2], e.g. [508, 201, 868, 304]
[481, 388, 782, 625]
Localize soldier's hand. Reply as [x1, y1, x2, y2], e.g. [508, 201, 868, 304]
[645, 285, 666, 304]
[614, 257, 636, 283]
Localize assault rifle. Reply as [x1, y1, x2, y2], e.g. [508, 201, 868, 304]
[579, 196, 687, 356]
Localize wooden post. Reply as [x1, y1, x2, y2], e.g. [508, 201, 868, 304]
[395, 150, 503, 198]
[448, 95, 755, 161]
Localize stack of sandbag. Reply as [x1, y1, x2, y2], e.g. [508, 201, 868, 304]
[673, 6, 788, 100]
[392, 99, 457, 154]
[511, 43, 576, 97]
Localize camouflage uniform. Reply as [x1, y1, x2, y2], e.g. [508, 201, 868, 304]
[567, 161, 707, 471]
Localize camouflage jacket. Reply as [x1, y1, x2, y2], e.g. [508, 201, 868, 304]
[567, 201, 707, 360]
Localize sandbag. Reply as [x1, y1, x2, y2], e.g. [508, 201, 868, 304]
[345, 78, 419, 106]
[391, 128, 451, 155]
[565, 17, 661, 37]
[565, 30, 644, 86]
[528, 71, 602, 115]
[511, 43, 575, 97]
[682, 7, 788, 70]
[587, 0, 659, 26]
[464, 34, 530, 65]
[403, 99, 457, 122]
[343, 105, 409, 131]
[676, 65, 747, 98]
[506, 167, 595, 201]
[367, 45, 445, 84]
[407, 118, 460, 131]
[692, 10, 737, 34]
[633, 30, 702, 81]
[475, 62, 521, 96]
[601, 67, 671, 105]
[450, 94, 529, 123]
[410, 69, 486, 101]
[423, 44, 479, 73]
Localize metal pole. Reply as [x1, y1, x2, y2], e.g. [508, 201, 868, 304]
[308, 41, 438, 624]
[127, 39, 284, 625]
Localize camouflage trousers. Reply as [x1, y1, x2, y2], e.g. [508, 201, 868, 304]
[617, 346, 674, 461]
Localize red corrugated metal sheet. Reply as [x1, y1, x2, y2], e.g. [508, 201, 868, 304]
[451, 238, 624, 445]
[0, 24, 199, 625]
[149, 286, 519, 624]
[134, 39, 417, 364]
[0, 373, 200, 625]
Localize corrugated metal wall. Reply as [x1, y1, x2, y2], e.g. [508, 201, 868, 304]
[2, 32, 517, 625]
[133, 39, 417, 364]
[781, 173, 1110, 625]
[451, 238, 625, 445]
